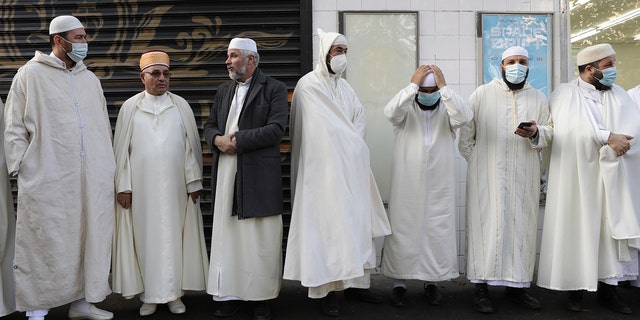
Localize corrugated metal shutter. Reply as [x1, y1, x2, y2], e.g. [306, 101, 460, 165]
[0, 0, 313, 252]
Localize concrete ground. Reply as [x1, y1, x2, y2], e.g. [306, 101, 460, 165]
[4, 275, 640, 319]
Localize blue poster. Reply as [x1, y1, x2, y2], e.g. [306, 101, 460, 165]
[482, 14, 551, 96]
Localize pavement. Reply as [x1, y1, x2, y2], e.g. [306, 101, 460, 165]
[4, 275, 640, 320]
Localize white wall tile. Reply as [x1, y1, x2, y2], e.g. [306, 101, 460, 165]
[459, 59, 476, 85]
[362, 0, 386, 10]
[459, 0, 483, 11]
[411, 0, 434, 10]
[482, 0, 507, 11]
[459, 84, 477, 100]
[531, 0, 555, 11]
[435, 0, 459, 11]
[419, 11, 436, 36]
[386, 0, 412, 10]
[419, 35, 437, 61]
[506, 0, 531, 11]
[313, 0, 337, 11]
[435, 12, 459, 36]
[459, 36, 476, 60]
[459, 11, 476, 36]
[435, 36, 460, 60]
[337, 0, 362, 10]
[313, 11, 338, 34]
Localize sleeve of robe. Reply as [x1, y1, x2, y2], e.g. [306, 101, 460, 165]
[383, 84, 413, 128]
[184, 133, 203, 193]
[527, 92, 553, 149]
[4, 68, 29, 175]
[440, 86, 473, 131]
[350, 89, 367, 139]
[458, 88, 480, 160]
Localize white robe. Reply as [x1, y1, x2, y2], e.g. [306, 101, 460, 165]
[112, 91, 208, 302]
[4, 51, 115, 311]
[283, 31, 391, 298]
[458, 78, 552, 285]
[629, 85, 640, 108]
[0, 99, 16, 317]
[381, 84, 472, 282]
[537, 79, 640, 291]
[207, 82, 283, 301]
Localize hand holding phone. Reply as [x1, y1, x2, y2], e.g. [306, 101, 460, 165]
[518, 122, 533, 129]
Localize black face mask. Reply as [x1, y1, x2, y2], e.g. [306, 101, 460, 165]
[414, 94, 440, 111]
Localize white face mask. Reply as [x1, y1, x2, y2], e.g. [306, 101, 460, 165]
[504, 63, 528, 84]
[60, 37, 88, 63]
[329, 54, 347, 74]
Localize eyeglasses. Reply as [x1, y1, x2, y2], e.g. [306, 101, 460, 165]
[143, 70, 171, 78]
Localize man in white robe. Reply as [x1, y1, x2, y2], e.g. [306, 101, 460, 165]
[3, 15, 115, 320]
[629, 85, 640, 108]
[0, 98, 16, 318]
[203, 38, 288, 320]
[537, 43, 640, 314]
[381, 65, 471, 307]
[283, 29, 391, 317]
[458, 46, 552, 313]
[112, 50, 208, 316]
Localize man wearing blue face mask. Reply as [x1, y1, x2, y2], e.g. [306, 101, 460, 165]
[4, 15, 115, 320]
[458, 46, 552, 314]
[538, 43, 640, 315]
[381, 65, 472, 307]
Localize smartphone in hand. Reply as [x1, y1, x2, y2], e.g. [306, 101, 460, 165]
[518, 122, 533, 129]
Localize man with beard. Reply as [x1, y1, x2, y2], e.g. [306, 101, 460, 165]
[537, 43, 640, 314]
[459, 46, 552, 314]
[283, 29, 391, 317]
[204, 37, 288, 320]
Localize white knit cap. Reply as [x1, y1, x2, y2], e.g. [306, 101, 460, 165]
[49, 15, 83, 34]
[229, 38, 257, 53]
[421, 73, 436, 87]
[501, 46, 529, 60]
[576, 43, 615, 66]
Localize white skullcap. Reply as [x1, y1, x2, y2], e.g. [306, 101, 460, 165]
[49, 15, 84, 35]
[576, 43, 615, 66]
[229, 38, 258, 53]
[501, 46, 529, 60]
[421, 73, 436, 87]
[332, 34, 348, 46]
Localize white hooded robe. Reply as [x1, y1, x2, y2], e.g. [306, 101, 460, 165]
[0, 99, 16, 317]
[4, 51, 115, 311]
[283, 30, 391, 298]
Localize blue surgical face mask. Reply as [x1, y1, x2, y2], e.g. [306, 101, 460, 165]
[416, 91, 441, 107]
[60, 37, 88, 63]
[594, 66, 617, 87]
[505, 63, 528, 84]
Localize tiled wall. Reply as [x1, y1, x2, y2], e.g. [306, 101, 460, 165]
[312, 0, 560, 275]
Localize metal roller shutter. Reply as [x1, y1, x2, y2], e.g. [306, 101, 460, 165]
[0, 0, 313, 253]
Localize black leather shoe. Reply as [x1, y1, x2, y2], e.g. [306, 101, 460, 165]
[253, 301, 271, 320]
[214, 301, 239, 318]
[344, 288, 384, 304]
[320, 292, 339, 317]
[425, 284, 442, 306]
[567, 290, 584, 312]
[473, 284, 494, 313]
[504, 287, 541, 309]
[598, 282, 632, 314]
[390, 286, 408, 307]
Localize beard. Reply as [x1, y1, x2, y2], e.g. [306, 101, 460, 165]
[502, 69, 529, 91]
[590, 70, 613, 91]
[228, 58, 248, 81]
